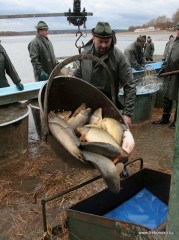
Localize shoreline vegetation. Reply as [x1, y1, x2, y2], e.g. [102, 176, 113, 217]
[1, 9, 178, 37]
[0, 29, 128, 36]
[0, 29, 174, 37]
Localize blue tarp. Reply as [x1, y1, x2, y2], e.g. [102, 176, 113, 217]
[104, 188, 168, 230]
[132, 61, 163, 74]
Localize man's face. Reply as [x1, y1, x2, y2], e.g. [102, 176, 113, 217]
[93, 36, 112, 54]
[137, 40, 146, 48]
[38, 29, 48, 37]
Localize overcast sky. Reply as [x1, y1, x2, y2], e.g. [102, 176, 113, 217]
[0, 0, 178, 32]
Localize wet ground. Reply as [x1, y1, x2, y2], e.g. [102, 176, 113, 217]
[0, 108, 175, 239]
[131, 108, 175, 172]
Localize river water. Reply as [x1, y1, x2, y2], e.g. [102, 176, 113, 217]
[0, 30, 175, 84]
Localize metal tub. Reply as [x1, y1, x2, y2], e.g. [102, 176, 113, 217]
[0, 102, 29, 160]
[67, 168, 171, 240]
[119, 88, 158, 123]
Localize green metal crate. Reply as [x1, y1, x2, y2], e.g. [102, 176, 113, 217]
[67, 168, 171, 240]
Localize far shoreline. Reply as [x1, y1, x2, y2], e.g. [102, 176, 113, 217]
[0, 29, 175, 37]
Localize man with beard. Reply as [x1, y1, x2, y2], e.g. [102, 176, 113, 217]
[74, 22, 136, 127]
[28, 21, 57, 82]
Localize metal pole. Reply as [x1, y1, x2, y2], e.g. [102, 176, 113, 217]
[167, 94, 179, 239]
[41, 175, 102, 232]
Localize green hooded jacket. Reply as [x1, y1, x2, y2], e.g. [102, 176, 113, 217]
[28, 33, 56, 81]
[74, 40, 136, 117]
[0, 44, 21, 88]
[163, 37, 179, 101]
[144, 41, 155, 59]
[124, 41, 145, 70]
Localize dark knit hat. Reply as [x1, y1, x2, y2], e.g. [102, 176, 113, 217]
[92, 22, 114, 38]
[36, 21, 49, 30]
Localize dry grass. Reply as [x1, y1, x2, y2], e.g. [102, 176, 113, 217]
[0, 140, 106, 239]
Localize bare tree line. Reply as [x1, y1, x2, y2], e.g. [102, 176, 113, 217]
[128, 9, 179, 31]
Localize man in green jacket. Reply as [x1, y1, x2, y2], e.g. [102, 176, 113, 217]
[124, 35, 146, 70]
[28, 21, 57, 81]
[144, 36, 155, 61]
[152, 22, 179, 129]
[74, 22, 136, 127]
[0, 43, 24, 90]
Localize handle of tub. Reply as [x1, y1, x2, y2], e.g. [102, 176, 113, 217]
[42, 54, 116, 138]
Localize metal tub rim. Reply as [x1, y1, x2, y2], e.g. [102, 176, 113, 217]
[0, 105, 30, 127]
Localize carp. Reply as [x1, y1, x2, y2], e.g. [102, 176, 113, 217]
[67, 108, 92, 129]
[82, 150, 120, 193]
[80, 142, 129, 162]
[56, 111, 72, 121]
[77, 126, 120, 149]
[102, 117, 124, 145]
[88, 108, 103, 127]
[115, 162, 124, 174]
[49, 122, 85, 162]
[48, 111, 79, 146]
[71, 103, 87, 117]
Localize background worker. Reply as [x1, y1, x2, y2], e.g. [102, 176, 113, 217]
[74, 21, 136, 128]
[152, 23, 179, 129]
[124, 35, 146, 70]
[0, 42, 24, 90]
[144, 36, 155, 61]
[162, 34, 174, 61]
[28, 21, 57, 81]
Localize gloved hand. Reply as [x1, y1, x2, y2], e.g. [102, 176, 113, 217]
[140, 66, 145, 70]
[157, 61, 166, 77]
[135, 66, 145, 71]
[40, 71, 49, 81]
[16, 82, 24, 91]
[157, 68, 165, 77]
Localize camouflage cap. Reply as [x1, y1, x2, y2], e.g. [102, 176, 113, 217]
[138, 35, 146, 42]
[175, 22, 179, 30]
[92, 22, 114, 38]
[36, 21, 49, 30]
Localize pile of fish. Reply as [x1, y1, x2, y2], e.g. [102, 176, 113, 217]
[48, 103, 133, 193]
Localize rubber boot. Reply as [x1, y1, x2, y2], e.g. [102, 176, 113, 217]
[169, 121, 176, 129]
[152, 113, 170, 124]
[153, 97, 172, 124]
[169, 108, 177, 129]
